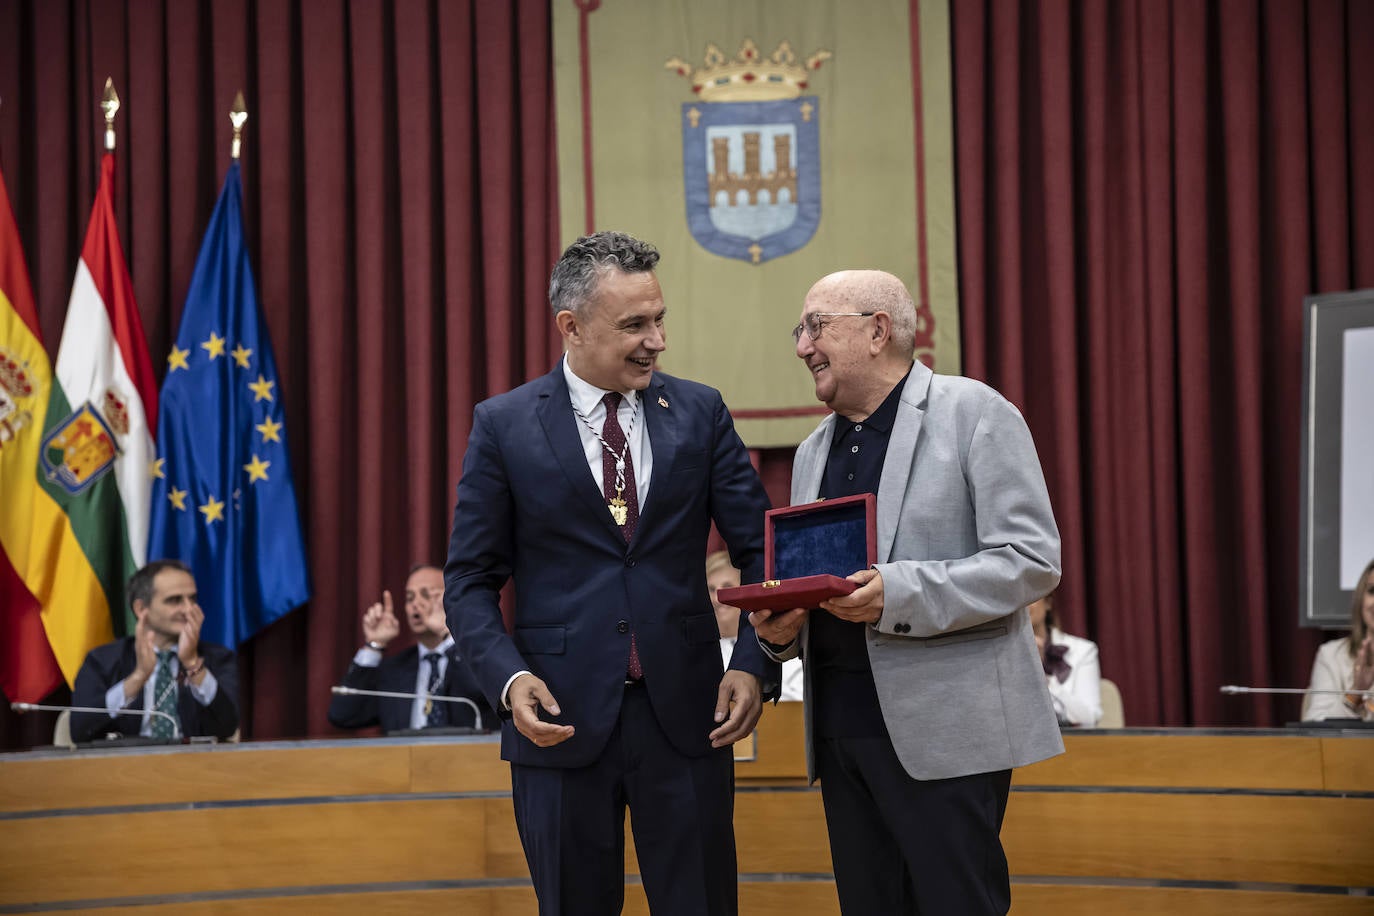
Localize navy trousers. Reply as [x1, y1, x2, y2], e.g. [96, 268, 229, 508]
[511, 682, 738, 916]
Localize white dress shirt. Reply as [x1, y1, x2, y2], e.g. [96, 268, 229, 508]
[104, 653, 218, 738]
[501, 357, 656, 708]
[355, 635, 457, 729]
[562, 355, 653, 505]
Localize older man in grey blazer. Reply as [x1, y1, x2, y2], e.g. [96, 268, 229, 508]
[751, 270, 1063, 915]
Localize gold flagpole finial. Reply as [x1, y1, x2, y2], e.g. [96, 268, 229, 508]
[100, 78, 120, 152]
[229, 91, 248, 160]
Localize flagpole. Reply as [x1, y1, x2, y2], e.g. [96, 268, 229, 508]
[101, 77, 119, 152]
[230, 91, 247, 160]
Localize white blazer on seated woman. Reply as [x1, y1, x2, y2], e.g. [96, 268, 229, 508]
[1302, 557, 1374, 721]
[1029, 593, 1103, 727]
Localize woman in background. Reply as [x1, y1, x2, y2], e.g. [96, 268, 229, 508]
[1028, 591, 1102, 727]
[1303, 557, 1374, 721]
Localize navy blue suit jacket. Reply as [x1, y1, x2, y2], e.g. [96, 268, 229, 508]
[445, 365, 775, 768]
[327, 644, 495, 732]
[70, 637, 240, 742]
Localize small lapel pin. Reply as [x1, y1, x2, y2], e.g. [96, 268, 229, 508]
[658, 396, 669, 409]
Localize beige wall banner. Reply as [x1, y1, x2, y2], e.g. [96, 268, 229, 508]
[554, 0, 959, 447]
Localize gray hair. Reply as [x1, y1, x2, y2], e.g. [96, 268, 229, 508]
[548, 231, 661, 317]
[127, 559, 193, 612]
[867, 274, 918, 356]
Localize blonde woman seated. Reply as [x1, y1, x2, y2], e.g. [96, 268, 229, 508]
[1303, 558, 1374, 721]
[1027, 592, 1102, 727]
[707, 551, 804, 701]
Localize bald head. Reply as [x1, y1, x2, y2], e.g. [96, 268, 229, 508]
[807, 270, 917, 358]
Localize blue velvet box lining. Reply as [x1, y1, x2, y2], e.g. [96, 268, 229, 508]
[773, 501, 870, 580]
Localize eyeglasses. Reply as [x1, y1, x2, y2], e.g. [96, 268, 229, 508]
[791, 311, 876, 343]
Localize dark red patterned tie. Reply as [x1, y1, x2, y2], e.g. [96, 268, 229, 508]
[602, 392, 642, 678]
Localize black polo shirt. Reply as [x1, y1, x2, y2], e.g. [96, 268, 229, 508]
[810, 369, 909, 737]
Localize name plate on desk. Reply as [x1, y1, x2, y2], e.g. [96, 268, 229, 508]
[717, 493, 876, 612]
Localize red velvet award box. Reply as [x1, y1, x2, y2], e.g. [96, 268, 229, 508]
[716, 493, 877, 612]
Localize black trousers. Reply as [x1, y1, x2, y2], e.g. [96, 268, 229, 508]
[815, 735, 1012, 915]
[511, 683, 738, 916]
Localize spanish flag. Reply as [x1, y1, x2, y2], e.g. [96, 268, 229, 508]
[0, 161, 64, 703]
[31, 151, 158, 684]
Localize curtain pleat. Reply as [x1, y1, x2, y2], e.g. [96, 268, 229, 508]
[0, 0, 560, 743]
[953, 0, 1374, 726]
[4, 0, 1372, 744]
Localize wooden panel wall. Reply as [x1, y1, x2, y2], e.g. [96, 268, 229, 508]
[1, 705, 1370, 915]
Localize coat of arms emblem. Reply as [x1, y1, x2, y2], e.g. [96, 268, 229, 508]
[39, 395, 125, 494]
[666, 39, 831, 265]
[0, 347, 38, 449]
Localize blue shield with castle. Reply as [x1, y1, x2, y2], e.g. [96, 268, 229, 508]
[668, 40, 831, 265]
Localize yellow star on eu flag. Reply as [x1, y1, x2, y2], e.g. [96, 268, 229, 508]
[230, 344, 253, 368]
[243, 454, 271, 483]
[256, 416, 283, 443]
[198, 495, 226, 523]
[248, 374, 275, 402]
[202, 332, 227, 360]
[149, 457, 166, 479]
[167, 345, 191, 372]
[168, 486, 188, 511]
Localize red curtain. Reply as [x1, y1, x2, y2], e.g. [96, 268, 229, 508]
[952, 0, 1374, 725]
[0, 0, 561, 745]
[4, 0, 1372, 746]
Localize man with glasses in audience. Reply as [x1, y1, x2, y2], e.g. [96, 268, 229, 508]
[751, 269, 1063, 915]
[329, 563, 492, 732]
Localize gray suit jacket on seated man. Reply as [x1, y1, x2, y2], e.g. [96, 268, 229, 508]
[753, 270, 1063, 916]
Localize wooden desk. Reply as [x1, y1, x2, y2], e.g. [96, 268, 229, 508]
[2, 705, 1371, 915]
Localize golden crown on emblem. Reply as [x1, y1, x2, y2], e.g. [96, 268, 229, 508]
[665, 38, 832, 103]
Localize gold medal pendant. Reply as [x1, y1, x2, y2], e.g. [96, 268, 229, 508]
[424, 698, 433, 717]
[609, 497, 628, 526]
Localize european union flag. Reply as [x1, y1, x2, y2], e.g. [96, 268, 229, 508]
[148, 161, 310, 648]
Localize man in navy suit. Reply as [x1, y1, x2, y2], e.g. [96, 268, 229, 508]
[71, 559, 239, 743]
[445, 231, 775, 916]
[328, 564, 493, 733]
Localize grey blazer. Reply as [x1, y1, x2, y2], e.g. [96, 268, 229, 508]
[775, 361, 1065, 781]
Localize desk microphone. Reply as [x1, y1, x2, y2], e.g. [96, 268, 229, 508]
[10, 701, 181, 739]
[1219, 686, 1374, 697]
[329, 686, 485, 731]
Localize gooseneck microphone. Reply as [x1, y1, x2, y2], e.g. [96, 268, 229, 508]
[329, 685, 485, 731]
[10, 701, 181, 740]
[1219, 686, 1373, 697]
